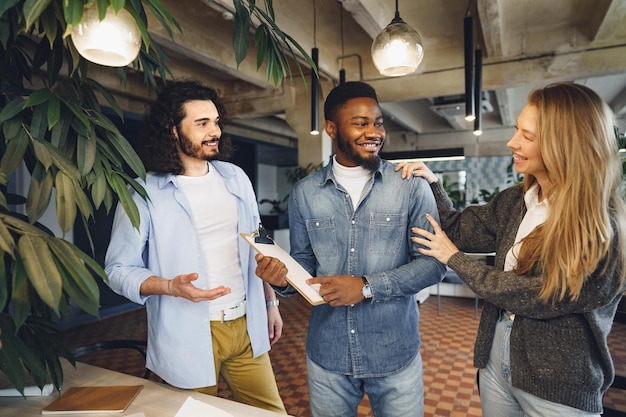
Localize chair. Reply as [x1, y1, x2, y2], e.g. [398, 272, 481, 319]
[71, 339, 153, 380]
[603, 295, 626, 416]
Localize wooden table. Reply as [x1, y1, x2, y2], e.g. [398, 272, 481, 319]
[0, 361, 291, 416]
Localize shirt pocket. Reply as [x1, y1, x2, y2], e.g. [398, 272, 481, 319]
[368, 213, 404, 255]
[306, 217, 339, 258]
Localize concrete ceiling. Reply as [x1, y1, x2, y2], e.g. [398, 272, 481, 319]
[112, 0, 626, 160]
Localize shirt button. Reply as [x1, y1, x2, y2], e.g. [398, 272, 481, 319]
[350, 248, 355, 252]
[351, 220, 356, 224]
[386, 217, 391, 222]
[315, 222, 319, 226]
[350, 329, 355, 334]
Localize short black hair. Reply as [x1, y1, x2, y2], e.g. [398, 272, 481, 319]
[323, 81, 378, 121]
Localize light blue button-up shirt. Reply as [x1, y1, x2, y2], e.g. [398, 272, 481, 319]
[104, 161, 268, 388]
[280, 159, 446, 377]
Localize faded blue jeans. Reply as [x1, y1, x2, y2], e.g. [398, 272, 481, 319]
[306, 352, 424, 417]
[479, 311, 600, 417]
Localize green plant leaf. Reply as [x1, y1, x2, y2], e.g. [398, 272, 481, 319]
[141, 0, 182, 38]
[30, 101, 49, 141]
[36, 139, 81, 180]
[0, 219, 16, 256]
[110, 0, 126, 13]
[30, 138, 54, 171]
[23, 88, 51, 108]
[13, 324, 50, 387]
[77, 133, 96, 175]
[26, 163, 54, 223]
[47, 95, 60, 129]
[72, 178, 95, 220]
[0, 96, 25, 124]
[0, 256, 8, 311]
[55, 171, 77, 234]
[18, 234, 62, 313]
[105, 130, 146, 179]
[0, 316, 27, 394]
[0, 0, 21, 17]
[89, 170, 107, 209]
[84, 78, 123, 119]
[23, 0, 52, 29]
[50, 110, 71, 148]
[0, 129, 28, 174]
[109, 173, 140, 230]
[39, 5, 58, 47]
[11, 259, 31, 329]
[50, 243, 100, 316]
[232, 0, 251, 66]
[63, 0, 84, 26]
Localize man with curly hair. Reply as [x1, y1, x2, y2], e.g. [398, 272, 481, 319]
[105, 80, 286, 414]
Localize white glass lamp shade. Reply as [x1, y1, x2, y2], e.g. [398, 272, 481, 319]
[371, 20, 424, 77]
[71, 6, 141, 67]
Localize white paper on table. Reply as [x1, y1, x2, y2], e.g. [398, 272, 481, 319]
[174, 396, 234, 417]
[0, 383, 54, 397]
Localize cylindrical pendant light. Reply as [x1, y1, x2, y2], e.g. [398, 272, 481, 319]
[339, 1, 346, 84]
[311, 47, 319, 135]
[463, 15, 475, 122]
[71, 5, 141, 67]
[473, 48, 483, 136]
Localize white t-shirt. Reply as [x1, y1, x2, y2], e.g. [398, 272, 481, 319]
[177, 162, 245, 312]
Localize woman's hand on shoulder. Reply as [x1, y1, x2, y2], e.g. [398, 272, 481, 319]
[394, 161, 438, 184]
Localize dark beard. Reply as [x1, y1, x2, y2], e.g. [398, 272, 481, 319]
[178, 131, 219, 161]
[335, 134, 382, 171]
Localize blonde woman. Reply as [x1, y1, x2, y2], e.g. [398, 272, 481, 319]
[400, 82, 626, 417]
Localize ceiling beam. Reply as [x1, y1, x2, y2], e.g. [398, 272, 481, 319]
[476, 0, 502, 58]
[367, 45, 626, 102]
[341, 0, 388, 39]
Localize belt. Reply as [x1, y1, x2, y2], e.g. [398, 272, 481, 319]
[502, 309, 515, 322]
[209, 301, 246, 323]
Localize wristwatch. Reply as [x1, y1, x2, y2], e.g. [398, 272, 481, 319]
[361, 276, 373, 299]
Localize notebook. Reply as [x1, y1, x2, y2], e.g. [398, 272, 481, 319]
[41, 385, 143, 414]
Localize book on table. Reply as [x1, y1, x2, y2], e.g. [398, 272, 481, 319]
[41, 385, 143, 414]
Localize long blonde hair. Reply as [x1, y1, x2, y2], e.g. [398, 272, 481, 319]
[514, 82, 626, 302]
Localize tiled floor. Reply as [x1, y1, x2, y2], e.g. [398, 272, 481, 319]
[59, 295, 626, 417]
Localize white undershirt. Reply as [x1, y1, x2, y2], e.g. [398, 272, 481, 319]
[504, 183, 550, 271]
[332, 156, 372, 210]
[177, 162, 245, 312]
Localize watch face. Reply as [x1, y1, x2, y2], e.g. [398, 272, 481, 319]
[362, 284, 372, 299]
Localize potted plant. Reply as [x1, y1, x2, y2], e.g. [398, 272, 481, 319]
[0, 0, 313, 395]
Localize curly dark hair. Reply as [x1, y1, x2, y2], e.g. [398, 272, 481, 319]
[140, 79, 235, 174]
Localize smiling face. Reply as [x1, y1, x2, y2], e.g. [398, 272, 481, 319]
[326, 97, 385, 171]
[174, 100, 222, 170]
[507, 104, 549, 186]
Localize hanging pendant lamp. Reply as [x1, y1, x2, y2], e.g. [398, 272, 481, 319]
[71, 5, 141, 67]
[371, 0, 424, 77]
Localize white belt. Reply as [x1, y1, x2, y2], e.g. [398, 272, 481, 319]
[209, 301, 246, 323]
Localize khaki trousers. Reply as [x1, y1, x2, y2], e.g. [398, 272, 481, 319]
[194, 316, 286, 414]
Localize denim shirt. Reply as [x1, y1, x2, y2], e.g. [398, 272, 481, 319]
[104, 161, 268, 388]
[283, 159, 446, 377]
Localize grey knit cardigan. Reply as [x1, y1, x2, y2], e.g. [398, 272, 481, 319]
[430, 182, 625, 413]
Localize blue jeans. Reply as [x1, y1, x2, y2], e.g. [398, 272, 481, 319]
[479, 312, 600, 417]
[307, 352, 424, 417]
